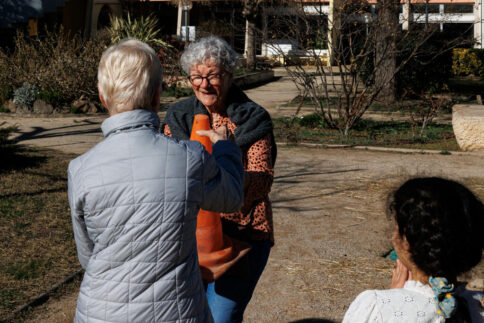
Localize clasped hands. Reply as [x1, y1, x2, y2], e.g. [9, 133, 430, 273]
[196, 125, 235, 144]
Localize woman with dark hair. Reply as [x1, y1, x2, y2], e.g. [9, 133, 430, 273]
[343, 177, 484, 323]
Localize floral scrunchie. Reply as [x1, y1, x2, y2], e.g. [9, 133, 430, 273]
[429, 276, 457, 318]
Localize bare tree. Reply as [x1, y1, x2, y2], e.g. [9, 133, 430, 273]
[409, 94, 452, 138]
[264, 0, 464, 137]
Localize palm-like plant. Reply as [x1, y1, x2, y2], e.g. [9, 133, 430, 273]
[108, 13, 172, 50]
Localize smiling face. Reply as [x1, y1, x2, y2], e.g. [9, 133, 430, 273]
[189, 61, 232, 113]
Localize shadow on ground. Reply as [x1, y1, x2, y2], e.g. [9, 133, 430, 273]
[13, 120, 102, 142]
[271, 166, 366, 213]
[0, 145, 46, 174]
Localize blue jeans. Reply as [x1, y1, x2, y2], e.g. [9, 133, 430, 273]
[205, 240, 272, 323]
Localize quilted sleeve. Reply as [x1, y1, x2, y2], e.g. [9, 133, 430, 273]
[68, 164, 93, 269]
[199, 140, 244, 213]
[342, 290, 382, 323]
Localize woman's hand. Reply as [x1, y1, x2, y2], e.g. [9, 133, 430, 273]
[390, 259, 412, 289]
[196, 125, 234, 144]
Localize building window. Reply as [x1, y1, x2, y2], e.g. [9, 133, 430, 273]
[442, 23, 474, 39]
[444, 4, 474, 14]
[411, 4, 440, 14]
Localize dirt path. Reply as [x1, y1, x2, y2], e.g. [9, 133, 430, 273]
[21, 145, 484, 323]
[246, 147, 484, 322]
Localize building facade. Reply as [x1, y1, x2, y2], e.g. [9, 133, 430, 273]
[0, 0, 482, 52]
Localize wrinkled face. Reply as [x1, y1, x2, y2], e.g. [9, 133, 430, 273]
[189, 61, 232, 112]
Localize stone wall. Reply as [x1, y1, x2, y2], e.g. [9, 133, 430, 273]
[452, 104, 484, 151]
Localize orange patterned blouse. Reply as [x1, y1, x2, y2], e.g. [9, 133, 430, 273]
[163, 112, 274, 243]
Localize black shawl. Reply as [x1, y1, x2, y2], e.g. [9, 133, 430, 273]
[163, 85, 277, 165]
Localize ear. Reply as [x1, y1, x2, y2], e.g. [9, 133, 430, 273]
[98, 86, 108, 110]
[402, 235, 411, 252]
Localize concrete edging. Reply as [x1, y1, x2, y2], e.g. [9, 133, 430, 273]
[234, 70, 275, 88]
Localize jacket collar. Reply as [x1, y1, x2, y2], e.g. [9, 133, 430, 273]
[101, 109, 160, 138]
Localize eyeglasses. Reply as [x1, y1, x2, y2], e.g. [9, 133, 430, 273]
[188, 73, 223, 86]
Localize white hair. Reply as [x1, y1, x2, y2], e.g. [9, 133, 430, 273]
[180, 36, 239, 74]
[98, 39, 162, 113]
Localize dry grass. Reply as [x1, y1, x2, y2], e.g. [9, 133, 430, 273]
[0, 145, 79, 320]
[0, 27, 109, 107]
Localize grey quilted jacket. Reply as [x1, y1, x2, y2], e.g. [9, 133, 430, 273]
[68, 109, 244, 323]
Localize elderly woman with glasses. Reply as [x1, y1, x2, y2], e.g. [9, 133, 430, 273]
[68, 39, 244, 323]
[163, 36, 277, 323]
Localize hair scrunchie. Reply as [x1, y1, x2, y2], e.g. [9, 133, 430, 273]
[429, 276, 457, 318]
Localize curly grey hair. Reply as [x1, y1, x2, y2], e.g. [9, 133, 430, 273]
[180, 36, 239, 74]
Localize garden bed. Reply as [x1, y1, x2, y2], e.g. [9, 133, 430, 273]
[273, 115, 459, 152]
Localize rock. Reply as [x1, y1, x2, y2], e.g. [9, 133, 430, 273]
[6, 99, 15, 113]
[15, 104, 31, 114]
[79, 103, 90, 113]
[87, 103, 98, 114]
[72, 95, 88, 109]
[452, 104, 484, 152]
[33, 99, 53, 114]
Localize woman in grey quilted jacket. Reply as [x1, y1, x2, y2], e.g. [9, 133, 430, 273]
[68, 39, 244, 323]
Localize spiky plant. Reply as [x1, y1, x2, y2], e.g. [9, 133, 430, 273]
[108, 13, 172, 50]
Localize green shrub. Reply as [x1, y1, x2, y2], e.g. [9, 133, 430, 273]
[452, 48, 484, 78]
[37, 88, 63, 107]
[13, 82, 38, 108]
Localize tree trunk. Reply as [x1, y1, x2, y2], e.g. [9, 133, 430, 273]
[375, 0, 399, 104]
[328, 0, 343, 66]
[245, 19, 256, 70]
